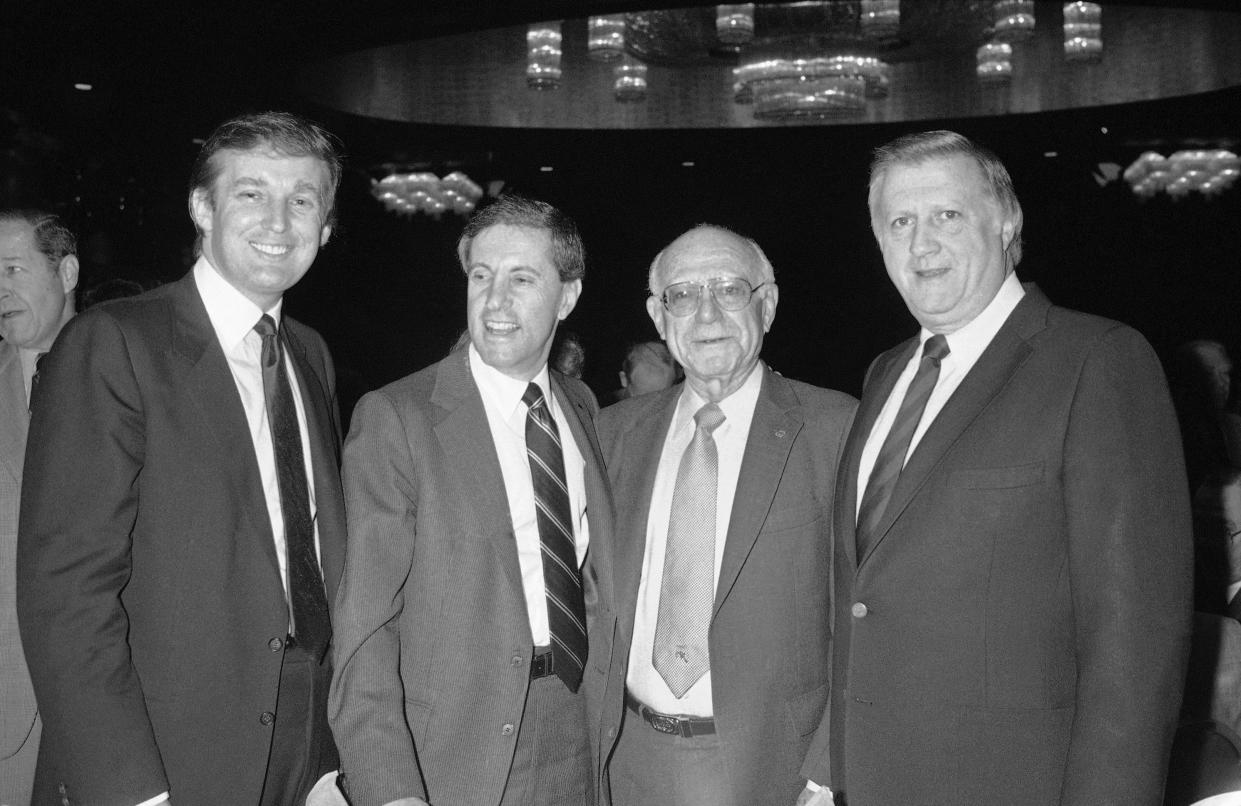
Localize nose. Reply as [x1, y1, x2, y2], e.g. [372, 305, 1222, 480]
[484, 276, 511, 311]
[910, 221, 939, 257]
[264, 199, 290, 233]
[694, 286, 721, 323]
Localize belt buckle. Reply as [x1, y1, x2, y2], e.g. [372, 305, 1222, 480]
[648, 713, 680, 735]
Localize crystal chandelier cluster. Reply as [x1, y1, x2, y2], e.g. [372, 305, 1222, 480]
[1123, 151, 1241, 199]
[371, 171, 484, 217]
[977, 2, 1104, 81]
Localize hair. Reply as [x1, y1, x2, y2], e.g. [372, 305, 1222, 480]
[552, 331, 586, 379]
[623, 340, 680, 379]
[0, 209, 77, 270]
[187, 111, 344, 228]
[456, 193, 585, 282]
[647, 223, 775, 295]
[867, 129, 1024, 268]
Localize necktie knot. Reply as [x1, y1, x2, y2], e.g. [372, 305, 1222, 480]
[923, 334, 950, 366]
[522, 382, 546, 413]
[255, 315, 279, 369]
[693, 403, 726, 435]
[254, 314, 278, 340]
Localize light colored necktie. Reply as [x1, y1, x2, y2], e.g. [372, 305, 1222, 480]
[653, 402, 726, 698]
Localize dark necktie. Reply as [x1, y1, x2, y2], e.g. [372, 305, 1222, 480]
[254, 315, 331, 657]
[653, 402, 726, 697]
[523, 382, 588, 691]
[856, 335, 950, 560]
[28, 351, 47, 411]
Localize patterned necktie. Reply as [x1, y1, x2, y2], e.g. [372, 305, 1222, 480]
[254, 315, 331, 657]
[523, 382, 588, 691]
[653, 402, 726, 698]
[856, 334, 950, 560]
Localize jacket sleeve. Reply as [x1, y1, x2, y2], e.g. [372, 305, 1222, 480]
[329, 389, 429, 806]
[1059, 325, 1193, 804]
[17, 311, 168, 804]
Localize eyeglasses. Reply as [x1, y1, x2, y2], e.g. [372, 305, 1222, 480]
[660, 277, 767, 317]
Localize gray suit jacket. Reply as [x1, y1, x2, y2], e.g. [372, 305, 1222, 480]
[811, 286, 1193, 805]
[595, 367, 856, 805]
[0, 341, 38, 762]
[330, 348, 618, 806]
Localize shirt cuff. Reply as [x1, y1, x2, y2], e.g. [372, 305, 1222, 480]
[135, 794, 170, 806]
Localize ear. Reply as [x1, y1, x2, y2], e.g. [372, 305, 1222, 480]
[645, 295, 667, 341]
[190, 188, 214, 235]
[618, 371, 629, 389]
[557, 278, 582, 321]
[319, 223, 333, 247]
[759, 283, 779, 333]
[1000, 218, 1016, 252]
[58, 255, 80, 294]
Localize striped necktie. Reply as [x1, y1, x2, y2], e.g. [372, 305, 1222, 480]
[523, 382, 588, 691]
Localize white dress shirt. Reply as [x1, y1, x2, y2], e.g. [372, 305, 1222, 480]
[626, 361, 764, 717]
[857, 273, 1025, 512]
[469, 344, 591, 646]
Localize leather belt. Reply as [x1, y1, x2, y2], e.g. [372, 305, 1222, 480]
[530, 646, 556, 679]
[625, 690, 716, 737]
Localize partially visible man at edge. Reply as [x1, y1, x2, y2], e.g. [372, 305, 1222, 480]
[18, 111, 349, 806]
[0, 209, 78, 806]
[803, 129, 1191, 806]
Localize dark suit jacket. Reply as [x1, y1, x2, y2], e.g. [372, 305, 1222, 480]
[596, 367, 856, 805]
[329, 348, 617, 806]
[809, 286, 1193, 805]
[16, 274, 347, 806]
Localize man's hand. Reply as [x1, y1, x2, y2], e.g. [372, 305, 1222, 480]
[795, 783, 834, 806]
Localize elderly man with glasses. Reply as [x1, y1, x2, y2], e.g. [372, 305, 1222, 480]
[594, 224, 856, 806]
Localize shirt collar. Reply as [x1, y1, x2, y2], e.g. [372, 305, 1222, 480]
[193, 256, 283, 353]
[673, 359, 765, 433]
[923, 272, 1025, 363]
[468, 342, 552, 425]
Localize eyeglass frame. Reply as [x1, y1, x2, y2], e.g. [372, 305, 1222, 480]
[658, 276, 769, 317]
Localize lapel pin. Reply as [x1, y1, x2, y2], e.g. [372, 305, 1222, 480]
[774, 429, 786, 438]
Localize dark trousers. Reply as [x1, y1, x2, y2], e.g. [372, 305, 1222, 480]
[609, 706, 728, 806]
[260, 639, 338, 806]
[500, 673, 594, 806]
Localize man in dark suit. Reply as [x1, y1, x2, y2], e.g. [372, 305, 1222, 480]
[596, 225, 855, 806]
[329, 195, 616, 806]
[17, 112, 348, 806]
[0, 209, 78, 806]
[805, 129, 1192, 805]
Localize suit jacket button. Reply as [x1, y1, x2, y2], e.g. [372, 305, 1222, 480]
[511, 655, 523, 668]
[269, 637, 284, 652]
[851, 602, 869, 618]
[502, 723, 515, 736]
[260, 711, 275, 725]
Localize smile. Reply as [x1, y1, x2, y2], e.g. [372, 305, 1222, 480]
[250, 242, 291, 256]
[485, 322, 518, 334]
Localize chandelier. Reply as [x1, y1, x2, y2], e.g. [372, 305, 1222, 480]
[371, 170, 485, 218]
[1123, 150, 1241, 199]
[521, 2, 1108, 121]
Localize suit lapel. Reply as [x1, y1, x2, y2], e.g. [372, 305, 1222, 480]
[283, 325, 346, 600]
[714, 369, 803, 617]
[551, 374, 615, 604]
[430, 350, 528, 608]
[614, 387, 680, 643]
[839, 338, 917, 570]
[169, 275, 283, 582]
[0, 343, 27, 486]
[859, 290, 1049, 565]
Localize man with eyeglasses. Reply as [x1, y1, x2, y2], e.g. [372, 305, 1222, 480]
[595, 224, 856, 806]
